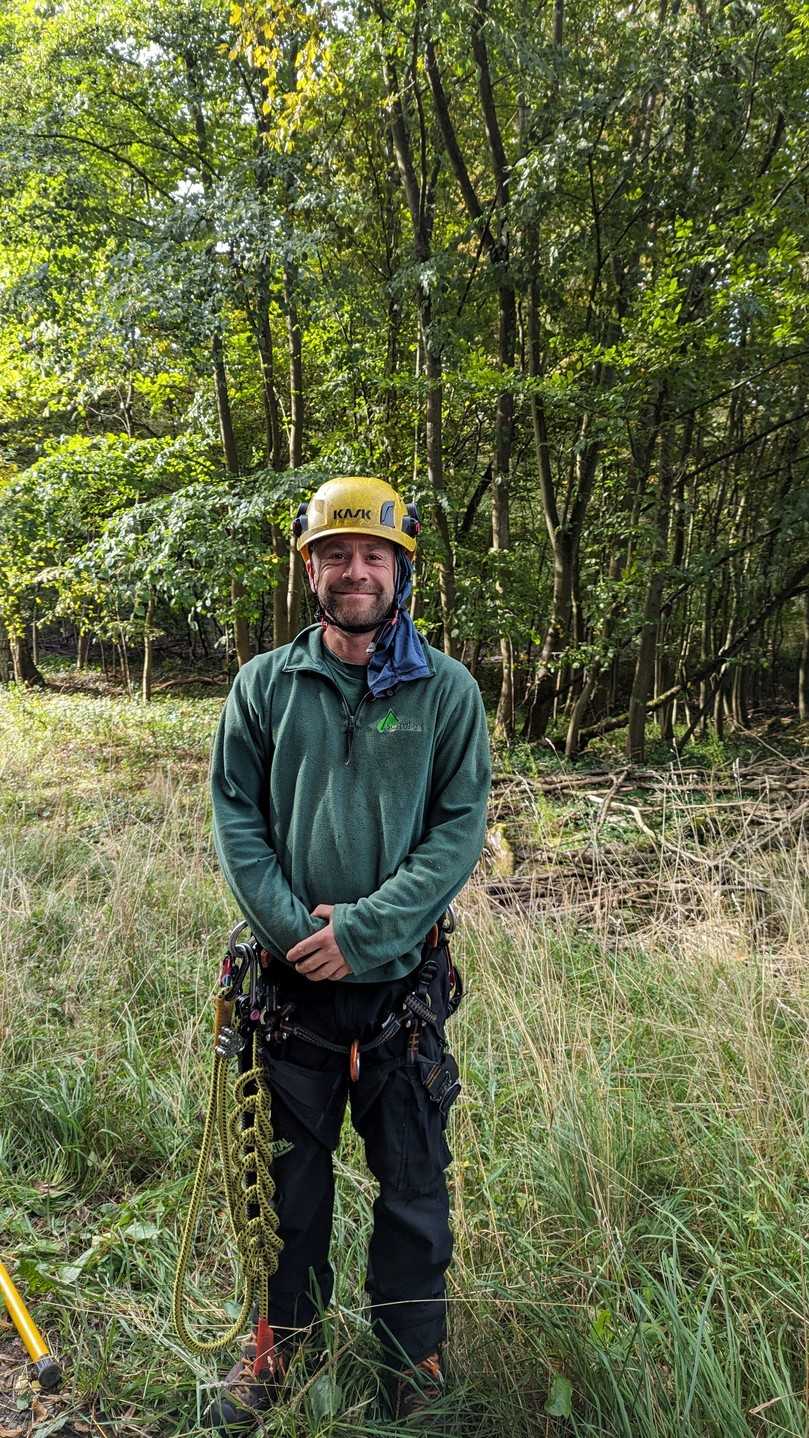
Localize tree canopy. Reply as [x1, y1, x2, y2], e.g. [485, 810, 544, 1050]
[1, 0, 807, 751]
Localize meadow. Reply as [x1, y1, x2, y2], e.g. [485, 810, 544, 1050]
[1, 678, 807, 1438]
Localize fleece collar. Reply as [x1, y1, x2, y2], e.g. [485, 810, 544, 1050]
[282, 625, 436, 685]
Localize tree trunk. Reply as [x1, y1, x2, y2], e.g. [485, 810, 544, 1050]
[0, 623, 10, 684]
[492, 285, 516, 737]
[799, 592, 809, 721]
[657, 641, 675, 746]
[626, 427, 677, 761]
[424, 338, 458, 656]
[731, 665, 750, 728]
[285, 259, 306, 640]
[565, 665, 599, 759]
[257, 267, 284, 470]
[119, 627, 132, 696]
[142, 593, 155, 704]
[255, 279, 291, 651]
[426, 22, 513, 698]
[522, 234, 602, 739]
[212, 331, 251, 669]
[380, 41, 457, 656]
[11, 629, 45, 687]
[524, 529, 574, 739]
[185, 50, 251, 670]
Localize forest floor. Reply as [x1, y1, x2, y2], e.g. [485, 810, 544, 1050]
[0, 670, 807, 1437]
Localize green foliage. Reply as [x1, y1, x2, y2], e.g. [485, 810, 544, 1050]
[0, 434, 219, 635]
[0, 0, 806, 740]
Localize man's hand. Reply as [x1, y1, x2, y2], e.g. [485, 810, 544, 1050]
[286, 904, 351, 981]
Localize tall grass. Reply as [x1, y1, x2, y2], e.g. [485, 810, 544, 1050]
[1, 687, 807, 1437]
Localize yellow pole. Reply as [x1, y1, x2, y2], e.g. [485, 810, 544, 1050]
[0, 1261, 61, 1391]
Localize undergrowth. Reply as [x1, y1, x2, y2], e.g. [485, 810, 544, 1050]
[1, 687, 807, 1437]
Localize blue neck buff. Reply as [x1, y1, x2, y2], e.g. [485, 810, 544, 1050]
[366, 550, 431, 698]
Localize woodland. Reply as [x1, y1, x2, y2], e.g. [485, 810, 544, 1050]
[2, 7, 809, 1433]
[1, 0, 808, 758]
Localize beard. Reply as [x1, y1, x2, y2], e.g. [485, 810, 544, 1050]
[318, 582, 394, 632]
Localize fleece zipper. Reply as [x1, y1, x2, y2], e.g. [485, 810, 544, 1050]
[301, 668, 373, 765]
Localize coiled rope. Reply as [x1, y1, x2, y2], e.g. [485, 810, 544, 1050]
[172, 1004, 283, 1359]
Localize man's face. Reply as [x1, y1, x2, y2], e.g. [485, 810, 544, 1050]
[308, 534, 397, 632]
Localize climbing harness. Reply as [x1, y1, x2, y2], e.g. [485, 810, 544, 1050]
[173, 908, 463, 1370]
[264, 907, 463, 1111]
[172, 924, 284, 1377]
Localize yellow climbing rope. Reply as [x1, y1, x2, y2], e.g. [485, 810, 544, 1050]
[172, 993, 284, 1358]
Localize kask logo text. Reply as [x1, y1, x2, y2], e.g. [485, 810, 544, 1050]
[333, 507, 371, 520]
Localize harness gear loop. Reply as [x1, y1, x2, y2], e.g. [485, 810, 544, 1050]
[172, 942, 283, 1361]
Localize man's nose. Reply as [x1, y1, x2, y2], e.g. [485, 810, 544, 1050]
[341, 550, 369, 580]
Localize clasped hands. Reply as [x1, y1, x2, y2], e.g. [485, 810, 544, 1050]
[285, 904, 351, 981]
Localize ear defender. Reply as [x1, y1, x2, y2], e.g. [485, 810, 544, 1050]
[292, 502, 309, 539]
[402, 502, 421, 539]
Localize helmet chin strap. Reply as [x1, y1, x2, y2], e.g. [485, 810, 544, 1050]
[316, 595, 398, 650]
[315, 550, 407, 652]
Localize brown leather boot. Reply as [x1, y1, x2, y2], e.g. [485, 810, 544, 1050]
[392, 1350, 447, 1426]
[207, 1333, 288, 1432]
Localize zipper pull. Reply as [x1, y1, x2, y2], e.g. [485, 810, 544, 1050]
[344, 714, 355, 764]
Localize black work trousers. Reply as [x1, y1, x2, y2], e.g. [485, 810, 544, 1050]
[259, 950, 456, 1367]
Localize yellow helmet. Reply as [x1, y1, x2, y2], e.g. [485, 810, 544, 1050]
[293, 475, 420, 561]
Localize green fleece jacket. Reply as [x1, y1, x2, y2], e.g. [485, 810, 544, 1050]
[210, 625, 491, 982]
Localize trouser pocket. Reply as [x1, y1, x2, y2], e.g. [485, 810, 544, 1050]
[351, 1063, 452, 1197]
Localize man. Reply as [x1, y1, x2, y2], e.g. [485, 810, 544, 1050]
[209, 475, 490, 1431]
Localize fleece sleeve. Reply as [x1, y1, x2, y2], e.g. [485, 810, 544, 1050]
[210, 670, 324, 960]
[331, 680, 491, 975]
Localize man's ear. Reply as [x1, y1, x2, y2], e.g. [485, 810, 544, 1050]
[305, 555, 318, 594]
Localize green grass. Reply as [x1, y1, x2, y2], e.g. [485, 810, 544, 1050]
[1, 686, 807, 1436]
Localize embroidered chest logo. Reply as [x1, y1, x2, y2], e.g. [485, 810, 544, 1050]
[376, 709, 422, 734]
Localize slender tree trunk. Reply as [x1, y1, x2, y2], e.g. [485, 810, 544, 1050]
[380, 40, 457, 655]
[142, 592, 155, 704]
[565, 665, 599, 759]
[186, 50, 251, 670]
[257, 267, 284, 470]
[0, 623, 11, 684]
[424, 336, 458, 655]
[492, 284, 516, 736]
[211, 331, 251, 668]
[523, 247, 569, 740]
[256, 279, 290, 650]
[799, 592, 809, 721]
[426, 20, 514, 698]
[658, 673, 675, 743]
[626, 428, 677, 761]
[285, 259, 306, 640]
[731, 665, 750, 727]
[119, 627, 132, 696]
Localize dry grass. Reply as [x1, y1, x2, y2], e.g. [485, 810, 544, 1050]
[1, 686, 807, 1437]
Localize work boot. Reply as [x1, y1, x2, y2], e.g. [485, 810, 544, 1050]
[391, 1350, 447, 1428]
[206, 1333, 288, 1433]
